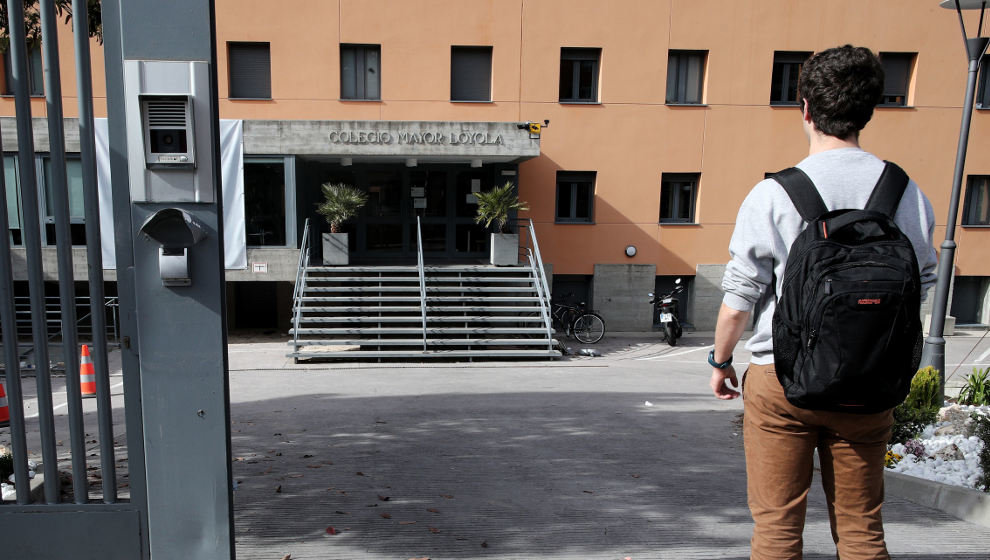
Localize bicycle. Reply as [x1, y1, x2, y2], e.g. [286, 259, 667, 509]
[550, 298, 606, 344]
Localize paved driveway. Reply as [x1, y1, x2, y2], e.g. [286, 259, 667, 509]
[228, 333, 990, 559]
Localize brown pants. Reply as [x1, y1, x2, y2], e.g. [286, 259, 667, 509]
[743, 363, 893, 560]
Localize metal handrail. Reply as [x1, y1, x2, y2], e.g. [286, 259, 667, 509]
[291, 219, 311, 349]
[523, 219, 554, 341]
[5, 295, 120, 342]
[526, 249, 554, 350]
[416, 216, 427, 351]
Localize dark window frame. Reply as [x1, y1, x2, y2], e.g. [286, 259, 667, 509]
[450, 45, 493, 102]
[978, 55, 990, 109]
[659, 173, 699, 224]
[2, 44, 44, 97]
[878, 52, 915, 107]
[340, 43, 381, 101]
[963, 175, 990, 226]
[228, 41, 272, 100]
[770, 51, 811, 106]
[559, 47, 601, 103]
[555, 171, 596, 224]
[666, 50, 707, 105]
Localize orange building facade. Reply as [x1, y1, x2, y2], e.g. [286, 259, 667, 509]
[2, 0, 989, 331]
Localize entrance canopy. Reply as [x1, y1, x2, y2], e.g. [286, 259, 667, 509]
[243, 120, 541, 166]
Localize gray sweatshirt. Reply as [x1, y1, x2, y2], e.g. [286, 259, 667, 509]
[721, 147, 938, 365]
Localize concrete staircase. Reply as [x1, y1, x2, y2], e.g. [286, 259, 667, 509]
[288, 264, 560, 361]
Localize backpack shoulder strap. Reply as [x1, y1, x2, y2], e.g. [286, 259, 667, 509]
[864, 161, 910, 217]
[772, 167, 828, 222]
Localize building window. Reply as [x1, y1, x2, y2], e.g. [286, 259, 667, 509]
[666, 50, 706, 104]
[340, 44, 380, 100]
[963, 175, 990, 226]
[978, 55, 990, 109]
[770, 51, 810, 105]
[4, 155, 22, 245]
[43, 157, 87, 245]
[3, 45, 44, 96]
[228, 42, 271, 99]
[878, 52, 915, 106]
[244, 158, 288, 246]
[559, 47, 600, 103]
[660, 173, 699, 223]
[450, 46, 492, 102]
[555, 171, 595, 223]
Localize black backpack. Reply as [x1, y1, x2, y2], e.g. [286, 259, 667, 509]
[771, 161, 923, 413]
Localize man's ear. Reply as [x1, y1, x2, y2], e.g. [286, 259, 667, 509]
[801, 99, 812, 123]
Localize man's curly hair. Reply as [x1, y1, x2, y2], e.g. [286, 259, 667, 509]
[798, 45, 885, 140]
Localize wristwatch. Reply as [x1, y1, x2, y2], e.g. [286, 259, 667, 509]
[708, 349, 733, 369]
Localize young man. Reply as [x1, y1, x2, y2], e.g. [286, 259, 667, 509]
[710, 45, 937, 559]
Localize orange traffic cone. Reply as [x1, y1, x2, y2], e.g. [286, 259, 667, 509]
[0, 380, 9, 427]
[80, 345, 96, 399]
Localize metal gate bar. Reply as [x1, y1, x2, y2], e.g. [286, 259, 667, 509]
[6, 0, 61, 504]
[41, 0, 87, 504]
[73, 0, 117, 504]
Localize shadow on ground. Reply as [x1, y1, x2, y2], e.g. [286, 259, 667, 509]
[229, 390, 990, 559]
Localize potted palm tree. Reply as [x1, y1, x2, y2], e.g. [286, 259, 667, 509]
[315, 182, 367, 265]
[474, 181, 529, 266]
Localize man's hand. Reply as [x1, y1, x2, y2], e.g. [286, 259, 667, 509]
[710, 365, 740, 400]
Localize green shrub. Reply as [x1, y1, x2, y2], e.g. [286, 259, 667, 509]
[973, 412, 990, 493]
[315, 182, 367, 233]
[474, 181, 529, 234]
[890, 367, 942, 445]
[958, 367, 990, 406]
[0, 451, 12, 481]
[905, 366, 942, 411]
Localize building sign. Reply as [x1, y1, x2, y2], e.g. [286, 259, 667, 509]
[242, 120, 540, 160]
[328, 130, 505, 147]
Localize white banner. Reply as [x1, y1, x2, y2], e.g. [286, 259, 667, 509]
[95, 119, 247, 270]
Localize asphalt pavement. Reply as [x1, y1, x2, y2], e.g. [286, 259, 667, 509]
[226, 330, 990, 559]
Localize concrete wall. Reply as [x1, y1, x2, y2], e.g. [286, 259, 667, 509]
[692, 264, 725, 331]
[592, 264, 655, 331]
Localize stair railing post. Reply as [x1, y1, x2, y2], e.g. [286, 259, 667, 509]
[292, 219, 311, 351]
[526, 250, 554, 350]
[416, 216, 427, 351]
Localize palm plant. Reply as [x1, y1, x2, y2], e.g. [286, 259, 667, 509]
[315, 182, 367, 233]
[474, 181, 529, 234]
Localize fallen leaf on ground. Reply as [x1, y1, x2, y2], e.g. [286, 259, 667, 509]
[428, 527, 440, 534]
[275, 485, 282, 493]
[325, 526, 337, 535]
[481, 541, 488, 548]
[427, 508, 439, 513]
[280, 555, 291, 560]
[303, 454, 313, 458]
[307, 465, 322, 469]
[631, 474, 641, 478]
[399, 521, 417, 525]
[335, 510, 349, 515]
[440, 494, 454, 499]
[583, 490, 594, 494]
[356, 472, 365, 476]
[378, 495, 390, 501]
[380, 513, 392, 519]
[287, 474, 304, 478]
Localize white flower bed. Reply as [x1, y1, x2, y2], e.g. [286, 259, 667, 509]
[886, 404, 988, 491]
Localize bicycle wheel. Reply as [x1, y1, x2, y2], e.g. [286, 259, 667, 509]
[572, 313, 605, 344]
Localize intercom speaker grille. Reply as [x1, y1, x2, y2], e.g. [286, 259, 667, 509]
[146, 100, 188, 127]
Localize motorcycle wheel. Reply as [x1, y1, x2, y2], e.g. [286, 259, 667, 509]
[664, 323, 678, 347]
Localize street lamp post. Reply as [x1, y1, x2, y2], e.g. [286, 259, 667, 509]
[921, 0, 990, 394]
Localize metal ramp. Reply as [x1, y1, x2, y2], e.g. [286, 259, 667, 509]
[288, 219, 560, 361]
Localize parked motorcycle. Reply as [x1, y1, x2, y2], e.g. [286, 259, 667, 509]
[648, 278, 684, 346]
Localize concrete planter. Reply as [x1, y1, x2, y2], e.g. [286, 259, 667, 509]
[490, 233, 519, 266]
[322, 232, 349, 265]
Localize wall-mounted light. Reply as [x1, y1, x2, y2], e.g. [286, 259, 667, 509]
[340, 157, 352, 167]
[405, 158, 417, 167]
[625, 245, 637, 257]
[470, 159, 483, 168]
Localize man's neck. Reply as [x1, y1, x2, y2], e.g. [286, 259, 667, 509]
[808, 132, 860, 155]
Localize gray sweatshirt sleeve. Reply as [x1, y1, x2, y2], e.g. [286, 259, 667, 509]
[897, 180, 938, 300]
[721, 182, 780, 312]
